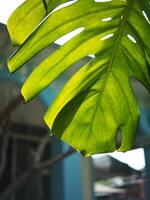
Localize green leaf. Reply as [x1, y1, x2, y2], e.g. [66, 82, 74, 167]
[7, 0, 46, 46]
[7, 0, 150, 156]
[7, 0, 70, 45]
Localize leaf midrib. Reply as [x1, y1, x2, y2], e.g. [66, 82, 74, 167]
[92, 0, 134, 124]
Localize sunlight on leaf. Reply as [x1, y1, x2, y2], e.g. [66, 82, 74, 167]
[7, 0, 150, 156]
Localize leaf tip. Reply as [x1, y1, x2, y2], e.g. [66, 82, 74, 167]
[7, 60, 14, 74]
[44, 113, 52, 130]
[21, 88, 28, 103]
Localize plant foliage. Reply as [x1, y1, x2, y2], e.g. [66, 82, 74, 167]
[7, 0, 150, 156]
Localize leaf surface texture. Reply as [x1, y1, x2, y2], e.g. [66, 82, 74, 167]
[8, 0, 150, 156]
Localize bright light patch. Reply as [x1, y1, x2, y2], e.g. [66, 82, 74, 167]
[92, 148, 145, 170]
[52, 0, 77, 13]
[100, 33, 114, 40]
[55, 27, 85, 45]
[95, 0, 112, 2]
[102, 17, 112, 22]
[142, 10, 150, 24]
[127, 34, 136, 43]
[89, 55, 95, 58]
[0, 0, 25, 24]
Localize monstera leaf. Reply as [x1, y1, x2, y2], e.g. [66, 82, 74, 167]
[7, 0, 150, 156]
[7, 0, 70, 45]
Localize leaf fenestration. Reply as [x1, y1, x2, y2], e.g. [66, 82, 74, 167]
[7, 0, 150, 156]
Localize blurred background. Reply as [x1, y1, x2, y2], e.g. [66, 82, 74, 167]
[0, 1, 150, 200]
